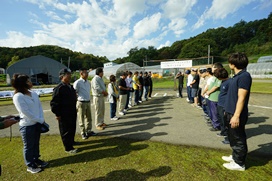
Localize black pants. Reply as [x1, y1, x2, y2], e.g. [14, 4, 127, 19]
[58, 117, 77, 151]
[218, 105, 228, 136]
[148, 85, 153, 97]
[225, 112, 248, 166]
[178, 85, 183, 97]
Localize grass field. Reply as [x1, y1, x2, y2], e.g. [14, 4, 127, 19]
[0, 135, 271, 180]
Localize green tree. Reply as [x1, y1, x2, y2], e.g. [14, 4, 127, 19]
[7, 55, 20, 67]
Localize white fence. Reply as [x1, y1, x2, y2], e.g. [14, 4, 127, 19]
[0, 88, 54, 99]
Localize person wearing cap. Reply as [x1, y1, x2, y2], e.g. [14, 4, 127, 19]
[175, 71, 184, 98]
[50, 68, 78, 154]
[73, 68, 96, 140]
[118, 72, 130, 115]
[91, 67, 108, 130]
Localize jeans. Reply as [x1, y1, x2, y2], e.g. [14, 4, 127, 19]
[187, 86, 193, 102]
[19, 124, 41, 166]
[144, 86, 149, 100]
[110, 102, 117, 118]
[208, 100, 220, 129]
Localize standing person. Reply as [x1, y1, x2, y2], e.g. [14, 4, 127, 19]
[12, 74, 48, 173]
[185, 70, 193, 103]
[73, 68, 96, 140]
[118, 72, 130, 115]
[51, 68, 78, 154]
[175, 71, 184, 98]
[148, 71, 153, 98]
[205, 63, 223, 131]
[190, 69, 200, 107]
[222, 52, 252, 171]
[132, 71, 141, 105]
[138, 72, 144, 103]
[213, 68, 231, 141]
[143, 72, 150, 101]
[125, 71, 133, 109]
[91, 67, 108, 130]
[108, 75, 119, 121]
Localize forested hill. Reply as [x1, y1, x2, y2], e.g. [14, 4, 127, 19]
[0, 45, 109, 71]
[0, 13, 271, 70]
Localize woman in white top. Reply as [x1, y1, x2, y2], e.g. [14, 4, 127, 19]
[12, 74, 48, 174]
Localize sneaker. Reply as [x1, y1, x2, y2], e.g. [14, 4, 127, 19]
[209, 127, 220, 131]
[216, 133, 227, 137]
[119, 112, 125, 116]
[128, 105, 132, 108]
[82, 134, 88, 140]
[223, 161, 245, 171]
[65, 149, 78, 154]
[111, 117, 119, 121]
[27, 164, 42, 174]
[138, 100, 142, 103]
[196, 106, 202, 110]
[222, 155, 234, 162]
[207, 123, 213, 127]
[222, 140, 230, 144]
[101, 123, 107, 127]
[123, 109, 128, 113]
[186, 98, 190, 102]
[87, 131, 97, 137]
[35, 159, 49, 168]
[96, 125, 104, 130]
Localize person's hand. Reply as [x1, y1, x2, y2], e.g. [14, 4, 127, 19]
[5, 115, 15, 119]
[230, 116, 240, 128]
[2, 119, 18, 128]
[56, 116, 61, 121]
[102, 91, 108, 96]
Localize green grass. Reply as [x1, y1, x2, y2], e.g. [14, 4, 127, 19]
[251, 81, 272, 94]
[0, 135, 271, 180]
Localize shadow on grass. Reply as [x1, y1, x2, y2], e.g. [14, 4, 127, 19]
[248, 142, 272, 167]
[48, 135, 149, 168]
[85, 166, 172, 181]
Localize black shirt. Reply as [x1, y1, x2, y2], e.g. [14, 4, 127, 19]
[143, 76, 150, 86]
[118, 78, 127, 95]
[224, 69, 252, 117]
[191, 74, 200, 89]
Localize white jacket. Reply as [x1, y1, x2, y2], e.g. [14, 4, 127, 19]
[107, 82, 119, 103]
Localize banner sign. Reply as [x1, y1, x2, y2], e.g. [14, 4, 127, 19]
[160, 60, 192, 69]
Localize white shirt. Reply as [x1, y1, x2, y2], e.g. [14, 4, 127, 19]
[73, 77, 91, 101]
[13, 91, 44, 127]
[91, 75, 106, 96]
[187, 74, 194, 86]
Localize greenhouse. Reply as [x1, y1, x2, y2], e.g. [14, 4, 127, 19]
[247, 62, 272, 78]
[257, 55, 272, 63]
[89, 62, 143, 79]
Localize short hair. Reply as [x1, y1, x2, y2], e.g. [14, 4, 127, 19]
[121, 72, 127, 76]
[228, 52, 248, 69]
[139, 71, 143, 74]
[96, 67, 103, 75]
[144, 72, 148, 75]
[213, 68, 229, 79]
[206, 68, 213, 75]
[213, 62, 223, 69]
[79, 68, 88, 72]
[11, 74, 31, 94]
[128, 71, 132, 75]
[134, 71, 138, 75]
[109, 75, 116, 82]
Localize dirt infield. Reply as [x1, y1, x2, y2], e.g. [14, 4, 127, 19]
[1, 90, 272, 157]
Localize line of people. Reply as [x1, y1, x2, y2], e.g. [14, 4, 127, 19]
[182, 52, 252, 171]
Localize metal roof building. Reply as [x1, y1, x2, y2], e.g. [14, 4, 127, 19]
[6, 55, 67, 84]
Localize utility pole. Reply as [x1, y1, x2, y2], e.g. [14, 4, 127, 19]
[208, 45, 210, 65]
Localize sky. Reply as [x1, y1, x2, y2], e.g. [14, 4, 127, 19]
[0, 0, 271, 61]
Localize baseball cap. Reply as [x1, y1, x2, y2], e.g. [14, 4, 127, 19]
[59, 68, 71, 75]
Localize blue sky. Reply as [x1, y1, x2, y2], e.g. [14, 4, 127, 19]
[0, 0, 271, 61]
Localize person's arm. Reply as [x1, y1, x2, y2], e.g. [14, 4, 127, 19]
[13, 93, 44, 124]
[230, 89, 248, 128]
[206, 86, 219, 96]
[0, 119, 18, 129]
[50, 86, 61, 120]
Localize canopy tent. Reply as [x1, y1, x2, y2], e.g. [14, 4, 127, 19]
[6, 55, 67, 84]
[89, 62, 143, 79]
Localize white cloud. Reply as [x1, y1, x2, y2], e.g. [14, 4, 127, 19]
[133, 13, 161, 39]
[193, 0, 255, 30]
[162, 0, 197, 36]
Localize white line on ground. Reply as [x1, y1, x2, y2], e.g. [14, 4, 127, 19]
[248, 104, 272, 109]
